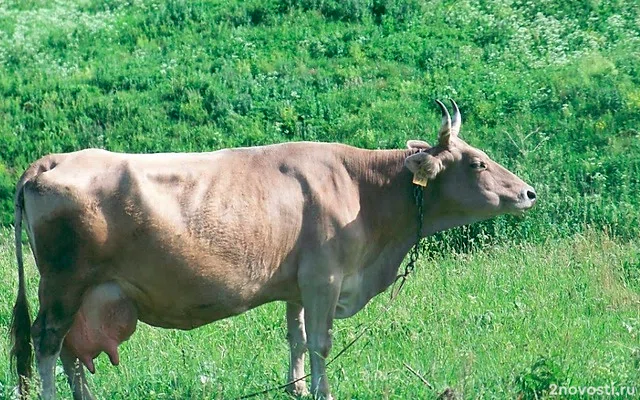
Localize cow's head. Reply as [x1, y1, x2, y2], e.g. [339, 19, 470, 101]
[404, 100, 536, 230]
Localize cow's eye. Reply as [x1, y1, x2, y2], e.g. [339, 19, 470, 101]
[470, 161, 486, 170]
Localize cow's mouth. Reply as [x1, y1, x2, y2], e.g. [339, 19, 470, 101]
[510, 199, 536, 215]
[509, 208, 529, 217]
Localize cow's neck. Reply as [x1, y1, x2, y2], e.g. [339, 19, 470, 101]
[340, 148, 423, 287]
[346, 148, 419, 246]
[330, 149, 419, 317]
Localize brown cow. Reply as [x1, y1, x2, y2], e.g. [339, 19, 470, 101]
[10, 100, 536, 399]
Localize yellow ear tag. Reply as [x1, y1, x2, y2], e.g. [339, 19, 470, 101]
[412, 167, 429, 187]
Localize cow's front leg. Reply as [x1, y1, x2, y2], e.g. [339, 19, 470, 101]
[286, 301, 308, 396]
[300, 274, 341, 400]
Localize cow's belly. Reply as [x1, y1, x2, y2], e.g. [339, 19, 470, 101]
[130, 289, 263, 330]
[114, 271, 284, 330]
[109, 242, 297, 330]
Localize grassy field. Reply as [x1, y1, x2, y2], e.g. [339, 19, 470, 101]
[0, 0, 639, 398]
[0, 230, 638, 399]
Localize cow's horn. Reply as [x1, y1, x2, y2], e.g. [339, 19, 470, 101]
[435, 99, 451, 145]
[450, 99, 461, 137]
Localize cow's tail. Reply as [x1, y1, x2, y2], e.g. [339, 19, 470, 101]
[11, 173, 33, 396]
[10, 157, 57, 396]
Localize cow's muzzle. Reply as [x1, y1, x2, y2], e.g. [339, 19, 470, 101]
[516, 186, 537, 211]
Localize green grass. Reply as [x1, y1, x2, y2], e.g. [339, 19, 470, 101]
[0, 230, 638, 399]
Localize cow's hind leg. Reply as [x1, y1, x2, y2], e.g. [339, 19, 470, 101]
[61, 345, 95, 400]
[285, 302, 308, 396]
[32, 279, 85, 400]
[299, 267, 341, 400]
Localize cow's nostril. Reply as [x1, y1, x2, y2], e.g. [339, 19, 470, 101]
[526, 190, 536, 200]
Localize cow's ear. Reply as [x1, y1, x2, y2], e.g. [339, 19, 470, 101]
[406, 140, 431, 150]
[404, 152, 444, 183]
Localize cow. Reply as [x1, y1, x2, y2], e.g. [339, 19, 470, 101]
[10, 100, 536, 399]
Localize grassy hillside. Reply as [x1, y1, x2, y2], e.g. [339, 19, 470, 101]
[0, 0, 639, 399]
[0, 0, 639, 243]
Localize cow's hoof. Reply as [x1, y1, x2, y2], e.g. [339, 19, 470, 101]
[285, 381, 309, 397]
[308, 391, 333, 400]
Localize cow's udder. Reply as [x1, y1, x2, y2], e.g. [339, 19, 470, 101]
[64, 282, 138, 373]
